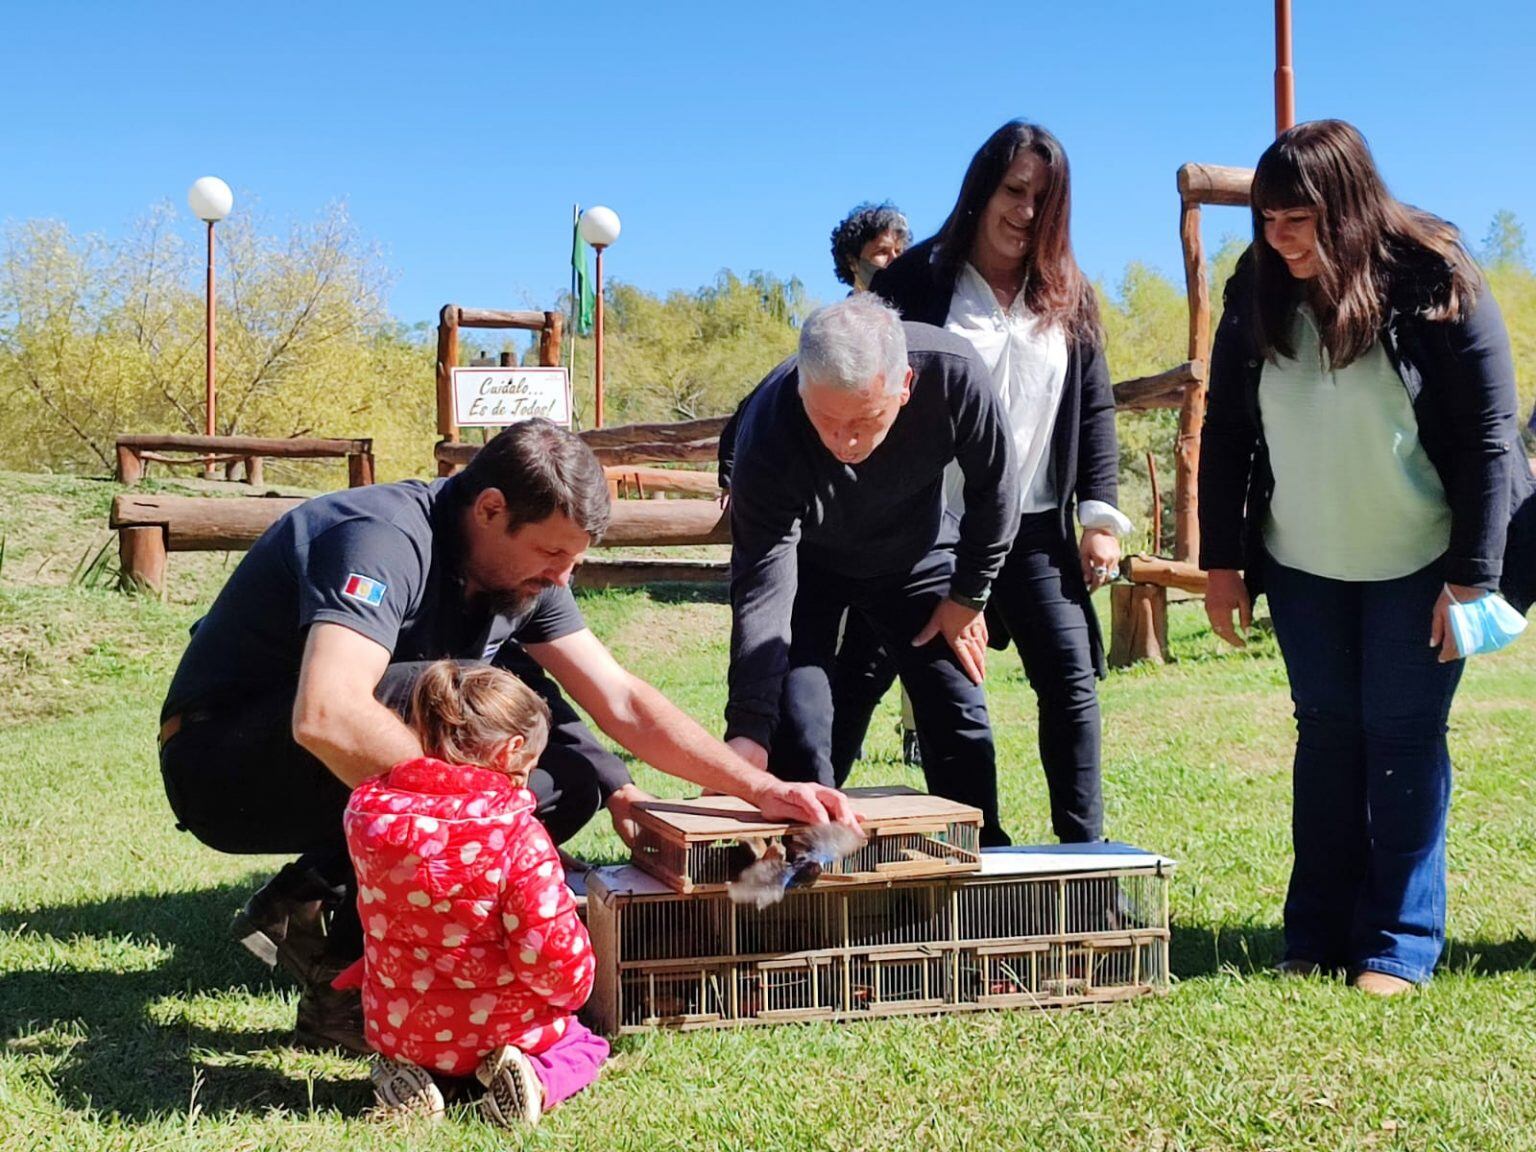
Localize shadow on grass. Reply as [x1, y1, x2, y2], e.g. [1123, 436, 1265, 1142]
[1173, 919, 1536, 979]
[0, 879, 370, 1121]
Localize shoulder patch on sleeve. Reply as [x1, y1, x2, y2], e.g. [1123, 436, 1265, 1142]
[342, 573, 388, 606]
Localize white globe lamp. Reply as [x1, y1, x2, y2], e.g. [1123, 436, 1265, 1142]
[187, 176, 234, 222]
[578, 205, 621, 249]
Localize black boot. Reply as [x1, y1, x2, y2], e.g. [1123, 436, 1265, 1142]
[295, 981, 370, 1056]
[230, 862, 345, 986]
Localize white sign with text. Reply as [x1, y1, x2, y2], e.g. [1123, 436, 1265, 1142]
[451, 366, 572, 427]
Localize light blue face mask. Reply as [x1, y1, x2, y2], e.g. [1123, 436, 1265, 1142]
[1446, 587, 1529, 658]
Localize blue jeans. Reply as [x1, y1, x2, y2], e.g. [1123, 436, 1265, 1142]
[1265, 557, 1463, 983]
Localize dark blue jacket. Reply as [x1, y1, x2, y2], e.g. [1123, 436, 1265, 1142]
[723, 322, 1019, 747]
[1199, 248, 1534, 599]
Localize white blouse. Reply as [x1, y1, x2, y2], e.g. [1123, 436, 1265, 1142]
[945, 262, 1069, 514]
[942, 262, 1131, 535]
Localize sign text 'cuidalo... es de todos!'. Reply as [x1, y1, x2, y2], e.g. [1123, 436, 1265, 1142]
[451, 367, 572, 428]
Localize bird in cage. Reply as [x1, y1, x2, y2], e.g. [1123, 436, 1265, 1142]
[726, 823, 866, 909]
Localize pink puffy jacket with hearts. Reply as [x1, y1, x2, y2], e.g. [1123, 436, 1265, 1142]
[340, 757, 595, 1076]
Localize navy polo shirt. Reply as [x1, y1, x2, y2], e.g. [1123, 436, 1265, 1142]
[161, 475, 586, 720]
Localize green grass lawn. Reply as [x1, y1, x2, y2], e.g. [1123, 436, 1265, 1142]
[2, 471, 1534, 1151]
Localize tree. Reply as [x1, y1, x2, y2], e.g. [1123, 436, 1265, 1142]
[0, 204, 438, 481]
[562, 270, 806, 427]
[1481, 209, 1529, 271]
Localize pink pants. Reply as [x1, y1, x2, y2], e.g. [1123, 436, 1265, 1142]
[529, 1019, 609, 1109]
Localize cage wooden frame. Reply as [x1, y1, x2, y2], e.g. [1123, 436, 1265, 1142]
[627, 786, 984, 895]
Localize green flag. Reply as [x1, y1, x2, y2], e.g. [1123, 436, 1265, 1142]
[571, 218, 595, 337]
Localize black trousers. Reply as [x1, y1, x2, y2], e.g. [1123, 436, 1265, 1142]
[827, 611, 903, 785]
[159, 649, 618, 961]
[767, 548, 1007, 845]
[989, 511, 1104, 843]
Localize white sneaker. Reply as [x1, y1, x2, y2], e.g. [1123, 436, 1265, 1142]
[370, 1058, 445, 1119]
[476, 1044, 544, 1126]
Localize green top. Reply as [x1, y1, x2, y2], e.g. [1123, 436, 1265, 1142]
[1259, 307, 1451, 581]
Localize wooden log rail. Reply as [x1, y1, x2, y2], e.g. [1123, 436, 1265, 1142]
[435, 415, 730, 472]
[576, 558, 729, 590]
[116, 434, 375, 488]
[605, 465, 721, 499]
[1112, 362, 1205, 412]
[1123, 555, 1208, 595]
[110, 491, 729, 595]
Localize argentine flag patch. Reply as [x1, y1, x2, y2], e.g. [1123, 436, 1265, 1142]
[342, 573, 387, 606]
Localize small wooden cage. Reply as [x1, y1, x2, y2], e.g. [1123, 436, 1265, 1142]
[584, 844, 1174, 1034]
[628, 786, 983, 894]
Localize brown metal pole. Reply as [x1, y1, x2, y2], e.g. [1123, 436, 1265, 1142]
[1275, 0, 1296, 134]
[594, 245, 606, 428]
[204, 219, 217, 477]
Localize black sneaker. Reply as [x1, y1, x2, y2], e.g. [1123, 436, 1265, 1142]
[231, 864, 342, 986]
[294, 981, 370, 1056]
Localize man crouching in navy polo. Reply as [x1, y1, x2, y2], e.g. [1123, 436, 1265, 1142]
[157, 419, 857, 1052]
[724, 294, 1019, 844]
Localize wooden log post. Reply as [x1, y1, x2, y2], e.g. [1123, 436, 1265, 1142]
[436, 305, 460, 476]
[348, 446, 376, 487]
[244, 456, 264, 486]
[1109, 583, 1169, 667]
[116, 443, 144, 485]
[118, 526, 167, 598]
[1175, 197, 1209, 566]
[539, 311, 563, 367]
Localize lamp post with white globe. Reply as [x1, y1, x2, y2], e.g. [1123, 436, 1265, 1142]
[577, 206, 621, 428]
[187, 177, 233, 474]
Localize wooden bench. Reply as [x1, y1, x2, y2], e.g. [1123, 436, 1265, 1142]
[110, 492, 729, 596]
[115, 434, 375, 488]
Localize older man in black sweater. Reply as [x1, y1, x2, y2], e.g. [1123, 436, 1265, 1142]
[724, 294, 1019, 843]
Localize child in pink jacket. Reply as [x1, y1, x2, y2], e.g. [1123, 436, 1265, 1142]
[338, 659, 608, 1125]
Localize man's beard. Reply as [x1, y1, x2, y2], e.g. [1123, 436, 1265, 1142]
[481, 581, 552, 617]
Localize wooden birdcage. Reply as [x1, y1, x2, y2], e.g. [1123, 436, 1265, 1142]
[584, 844, 1174, 1034]
[627, 786, 983, 895]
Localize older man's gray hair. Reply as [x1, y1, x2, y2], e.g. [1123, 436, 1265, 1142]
[797, 295, 909, 397]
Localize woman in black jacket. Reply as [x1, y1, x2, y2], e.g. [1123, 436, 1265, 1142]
[874, 120, 1129, 844]
[1199, 119, 1531, 994]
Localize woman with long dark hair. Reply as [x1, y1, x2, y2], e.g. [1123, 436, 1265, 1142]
[1200, 119, 1531, 994]
[874, 120, 1129, 844]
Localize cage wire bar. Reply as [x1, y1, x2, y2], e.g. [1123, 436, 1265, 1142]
[586, 862, 1172, 1034]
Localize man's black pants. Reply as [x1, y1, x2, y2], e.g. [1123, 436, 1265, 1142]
[766, 548, 1008, 845]
[158, 647, 620, 962]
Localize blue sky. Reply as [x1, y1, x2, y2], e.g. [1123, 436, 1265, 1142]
[2, 1, 1533, 328]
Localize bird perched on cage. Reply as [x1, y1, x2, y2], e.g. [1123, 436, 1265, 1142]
[726, 823, 866, 909]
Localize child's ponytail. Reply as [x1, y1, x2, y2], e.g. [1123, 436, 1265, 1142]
[408, 660, 552, 769]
